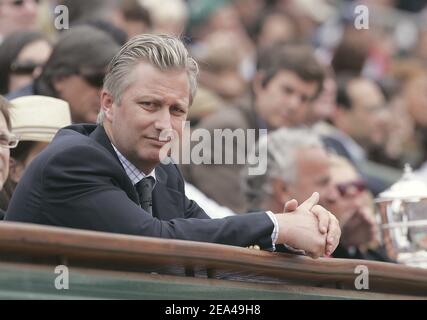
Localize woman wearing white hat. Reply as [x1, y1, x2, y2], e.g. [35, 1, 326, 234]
[0, 96, 19, 219]
[0, 95, 71, 211]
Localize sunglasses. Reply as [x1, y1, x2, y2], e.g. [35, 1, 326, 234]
[336, 180, 367, 197]
[0, 132, 19, 149]
[10, 60, 41, 75]
[2, 0, 40, 7]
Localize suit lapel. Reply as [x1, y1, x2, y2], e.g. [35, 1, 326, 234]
[89, 125, 139, 204]
[152, 165, 184, 220]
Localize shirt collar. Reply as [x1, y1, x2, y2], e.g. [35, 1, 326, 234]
[111, 144, 156, 185]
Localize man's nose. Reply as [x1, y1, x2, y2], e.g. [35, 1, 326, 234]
[287, 94, 302, 111]
[154, 108, 172, 131]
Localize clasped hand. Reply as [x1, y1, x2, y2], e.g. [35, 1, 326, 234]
[275, 192, 341, 259]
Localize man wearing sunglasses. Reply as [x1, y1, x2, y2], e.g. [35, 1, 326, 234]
[329, 155, 391, 261]
[242, 127, 389, 261]
[7, 25, 120, 124]
[0, 0, 40, 43]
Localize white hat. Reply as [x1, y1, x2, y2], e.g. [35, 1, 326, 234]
[10, 95, 72, 142]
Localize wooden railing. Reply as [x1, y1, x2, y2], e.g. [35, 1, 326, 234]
[0, 221, 426, 298]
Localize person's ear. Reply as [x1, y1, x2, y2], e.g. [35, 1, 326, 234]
[100, 90, 115, 122]
[8, 158, 24, 184]
[271, 178, 289, 206]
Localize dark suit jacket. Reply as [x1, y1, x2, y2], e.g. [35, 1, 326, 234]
[5, 125, 274, 249]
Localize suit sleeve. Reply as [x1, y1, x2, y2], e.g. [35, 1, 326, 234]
[41, 145, 275, 249]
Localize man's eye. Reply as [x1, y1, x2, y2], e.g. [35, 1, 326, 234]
[284, 86, 294, 95]
[171, 106, 185, 114]
[140, 102, 154, 108]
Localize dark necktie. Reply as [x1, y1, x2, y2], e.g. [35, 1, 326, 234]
[135, 177, 155, 214]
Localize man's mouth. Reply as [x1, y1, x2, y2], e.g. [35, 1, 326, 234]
[146, 136, 171, 146]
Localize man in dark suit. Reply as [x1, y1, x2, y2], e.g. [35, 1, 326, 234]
[6, 34, 341, 258]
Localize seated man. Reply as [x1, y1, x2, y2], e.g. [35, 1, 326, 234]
[5, 34, 340, 258]
[242, 127, 338, 219]
[242, 127, 387, 261]
[328, 155, 391, 261]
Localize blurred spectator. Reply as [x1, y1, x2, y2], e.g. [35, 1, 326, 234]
[254, 11, 299, 49]
[328, 154, 391, 261]
[321, 76, 397, 195]
[242, 127, 338, 214]
[0, 0, 41, 42]
[139, 0, 188, 36]
[414, 25, 427, 63]
[188, 0, 255, 80]
[187, 87, 225, 127]
[57, 0, 116, 24]
[325, 76, 390, 163]
[182, 43, 324, 212]
[242, 128, 390, 261]
[331, 26, 371, 76]
[111, 0, 152, 38]
[0, 31, 52, 95]
[82, 20, 128, 46]
[232, 0, 268, 39]
[242, 127, 339, 255]
[0, 96, 19, 219]
[194, 31, 248, 104]
[390, 59, 427, 167]
[6, 26, 120, 124]
[56, 0, 132, 43]
[273, 0, 336, 41]
[305, 66, 337, 125]
[0, 95, 71, 211]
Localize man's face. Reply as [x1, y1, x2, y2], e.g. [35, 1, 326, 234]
[285, 147, 338, 210]
[0, 0, 39, 37]
[102, 62, 190, 173]
[254, 70, 319, 129]
[405, 75, 427, 127]
[53, 72, 105, 124]
[345, 79, 389, 148]
[328, 162, 370, 227]
[9, 39, 52, 93]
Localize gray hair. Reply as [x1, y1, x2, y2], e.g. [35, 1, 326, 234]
[242, 127, 323, 210]
[98, 33, 198, 123]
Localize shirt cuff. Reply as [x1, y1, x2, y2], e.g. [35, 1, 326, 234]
[265, 211, 306, 255]
[266, 211, 278, 251]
